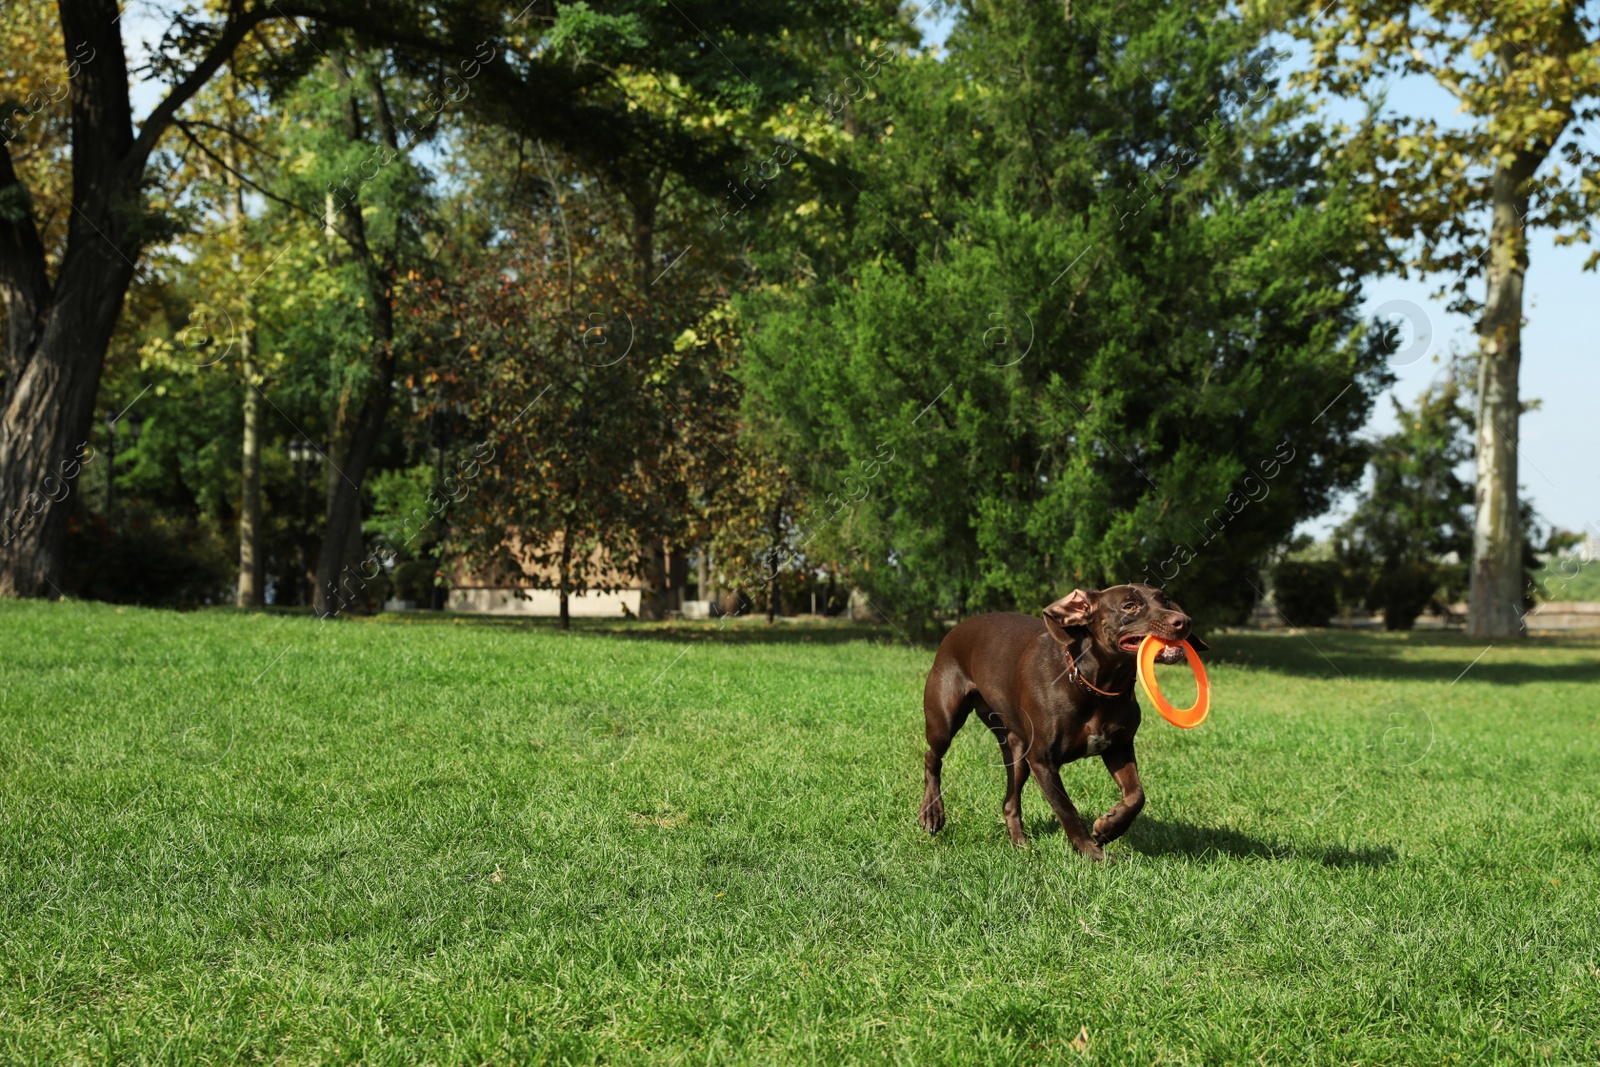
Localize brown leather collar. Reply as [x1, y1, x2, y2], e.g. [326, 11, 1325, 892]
[1066, 655, 1127, 698]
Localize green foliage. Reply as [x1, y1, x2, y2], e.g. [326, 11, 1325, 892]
[390, 558, 436, 603]
[545, 2, 650, 56]
[1335, 368, 1474, 629]
[1271, 560, 1341, 626]
[365, 464, 440, 560]
[740, 0, 1388, 631]
[424, 157, 743, 601]
[1369, 559, 1444, 632]
[1338, 373, 1475, 566]
[1533, 554, 1600, 602]
[59, 513, 231, 608]
[1286, 0, 1600, 288]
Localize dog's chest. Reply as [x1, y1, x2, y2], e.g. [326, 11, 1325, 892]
[1076, 705, 1138, 757]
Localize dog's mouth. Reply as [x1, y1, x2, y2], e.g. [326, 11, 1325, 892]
[1118, 633, 1188, 663]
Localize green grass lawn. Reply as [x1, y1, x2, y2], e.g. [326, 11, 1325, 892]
[3, 601, 1599, 1065]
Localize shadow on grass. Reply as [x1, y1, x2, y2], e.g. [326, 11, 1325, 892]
[257, 606, 1600, 670]
[1122, 816, 1396, 867]
[1206, 630, 1600, 686]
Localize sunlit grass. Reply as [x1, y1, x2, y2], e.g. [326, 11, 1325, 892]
[2, 601, 1597, 1064]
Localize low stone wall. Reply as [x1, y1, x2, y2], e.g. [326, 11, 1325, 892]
[1525, 601, 1600, 631]
[1246, 600, 1600, 632]
[445, 587, 642, 617]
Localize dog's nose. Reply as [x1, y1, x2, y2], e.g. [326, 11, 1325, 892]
[1173, 613, 1191, 637]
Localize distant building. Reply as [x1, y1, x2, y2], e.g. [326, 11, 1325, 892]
[445, 543, 693, 618]
[1584, 530, 1600, 563]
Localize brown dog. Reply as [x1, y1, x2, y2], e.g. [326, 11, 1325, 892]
[919, 583, 1208, 860]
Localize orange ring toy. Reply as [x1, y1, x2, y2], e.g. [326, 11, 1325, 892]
[1136, 635, 1210, 728]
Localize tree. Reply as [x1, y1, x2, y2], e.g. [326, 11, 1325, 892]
[461, 3, 909, 618]
[426, 252, 661, 631]
[0, 0, 879, 600]
[739, 0, 1390, 633]
[151, 45, 434, 618]
[1335, 369, 1475, 629]
[281, 57, 436, 616]
[1286, 1, 1600, 637]
[704, 446, 808, 621]
[161, 66, 278, 607]
[0, 0, 445, 599]
[426, 139, 744, 630]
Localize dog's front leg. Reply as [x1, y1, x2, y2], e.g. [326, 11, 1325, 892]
[1027, 756, 1104, 860]
[1092, 745, 1145, 846]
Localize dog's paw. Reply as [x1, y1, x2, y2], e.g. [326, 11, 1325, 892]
[919, 796, 945, 835]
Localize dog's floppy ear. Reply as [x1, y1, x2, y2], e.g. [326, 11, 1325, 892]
[1186, 634, 1211, 653]
[1042, 589, 1097, 642]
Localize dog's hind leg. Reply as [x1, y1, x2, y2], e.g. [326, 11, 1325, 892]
[976, 704, 1032, 845]
[998, 728, 1032, 845]
[920, 658, 972, 834]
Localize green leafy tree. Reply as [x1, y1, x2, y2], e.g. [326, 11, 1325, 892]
[1335, 371, 1475, 629]
[1284, 0, 1600, 637]
[272, 58, 440, 616]
[739, 0, 1390, 632]
[0, 0, 884, 601]
[461, 4, 908, 617]
[154, 65, 286, 607]
[422, 152, 744, 630]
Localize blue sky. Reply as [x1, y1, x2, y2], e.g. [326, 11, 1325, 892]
[121, 3, 1596, 540]
[1321, 74, 1600, 543]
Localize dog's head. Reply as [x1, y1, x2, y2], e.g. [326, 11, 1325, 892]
[1041, 583, 1209, 664]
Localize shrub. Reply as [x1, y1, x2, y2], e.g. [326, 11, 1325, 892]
[1371, 560, 1438, 631]
[391, 559, 436, 604]
[364, 573, 394, 608]
[1271, 560, 1340, 627]
[61, 512, 231, 608]
[1434, 562, 1469, 607]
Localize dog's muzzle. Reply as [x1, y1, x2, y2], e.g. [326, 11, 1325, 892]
[1153, 642, 1188, 665]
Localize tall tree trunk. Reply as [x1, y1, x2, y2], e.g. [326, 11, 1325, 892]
[312, 66, 399, 617]
[558, 527, 571, 631]
[1, 0, 272, 598]
[311, 324, 394, 619]
[225, 123, 263, 608]
[0, 0, 136, 597]
[629, 184, 672, 621]
[766, 502, 781, 624]
[1468, 159, 1529, 639]
[237, 342, 264, 606]
[640, 543, 670, 619]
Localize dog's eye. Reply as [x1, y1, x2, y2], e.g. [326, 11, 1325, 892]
[1123, 600, 1141, 612]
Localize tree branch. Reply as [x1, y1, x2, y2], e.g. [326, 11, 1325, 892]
[362, 57, 403, 154]
[129, 3, 275, 168]
[171, 120, 318, 222]
[176, 117, 283, 162]
[0, 140, 52, 390]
